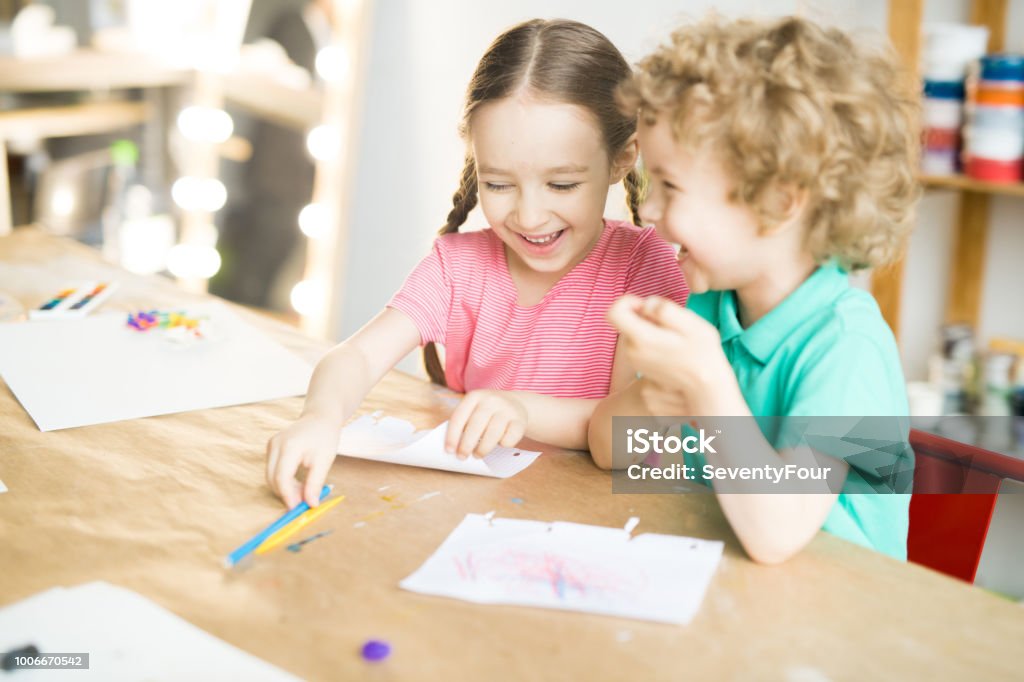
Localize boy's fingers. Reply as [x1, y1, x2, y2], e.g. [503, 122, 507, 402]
[608, 297, 665, 340]
[640, 296, 695, 334]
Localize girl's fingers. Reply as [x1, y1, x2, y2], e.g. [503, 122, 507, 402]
[446, 393, 479, 453]
[266, 439, 281, 495]
[499, 421, 526, 448]
[303, 453, 332, 508]
[475, 417, 508, 458]
[456, 407, 491, 460]
[273, 448, 305, 509]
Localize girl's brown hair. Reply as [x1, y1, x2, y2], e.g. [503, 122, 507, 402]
[424, 18, 643, 386]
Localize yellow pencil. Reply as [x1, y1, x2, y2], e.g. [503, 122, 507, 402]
[255, 495, 346, 555]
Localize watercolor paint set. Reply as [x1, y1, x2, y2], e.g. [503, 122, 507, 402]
[29, 282, 119, 320]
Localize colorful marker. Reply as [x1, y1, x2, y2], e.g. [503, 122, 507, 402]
[223, 485, 332, 568]
[255, 495, 346, 555]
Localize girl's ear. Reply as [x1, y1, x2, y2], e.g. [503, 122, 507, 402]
[610, 134, 639, 184]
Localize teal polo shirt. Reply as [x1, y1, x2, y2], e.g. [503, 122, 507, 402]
[687, 261, 911, 560]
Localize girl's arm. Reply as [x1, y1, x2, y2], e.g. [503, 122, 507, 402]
[267, 308, 421, 508]
[445, 337, 637, 456]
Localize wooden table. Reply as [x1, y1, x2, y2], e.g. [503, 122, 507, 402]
[1, 228, 1022, 681]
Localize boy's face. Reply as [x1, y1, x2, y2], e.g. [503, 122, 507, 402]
[471, 97, 616, 280]
[637, 115, 765, 295]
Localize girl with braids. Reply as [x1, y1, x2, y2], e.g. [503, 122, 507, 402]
[267, 18, 687, 510]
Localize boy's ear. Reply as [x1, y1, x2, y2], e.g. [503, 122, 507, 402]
[762, 183, 809, 235]
[610, 134, 639, 184]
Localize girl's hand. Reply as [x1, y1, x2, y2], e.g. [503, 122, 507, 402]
[266, 414, 342, 509]
[445, 390, 527, 459]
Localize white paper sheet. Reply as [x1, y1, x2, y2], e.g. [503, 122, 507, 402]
[0, 582, 299, 681]
[0, 302, 312, 431]
[338, 413, 541, 478]
[400, 513, 723, 624]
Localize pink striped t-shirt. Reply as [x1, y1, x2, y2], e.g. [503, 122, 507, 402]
[388, 220, 688, 399]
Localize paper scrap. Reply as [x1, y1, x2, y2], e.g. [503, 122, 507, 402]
[338, 414, 540, 478]
[0, 302, 312, 431]
[400, 513, 723, 624]
[0, 479, 6, 494]
[0, 581, 299, 680]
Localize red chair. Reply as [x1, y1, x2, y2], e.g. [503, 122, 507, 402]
[907, 429, 1005, 583]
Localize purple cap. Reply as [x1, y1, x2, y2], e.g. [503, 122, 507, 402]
[361, 640, 391, 662]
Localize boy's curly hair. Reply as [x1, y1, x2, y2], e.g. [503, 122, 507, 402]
[619, 16, 921, 270]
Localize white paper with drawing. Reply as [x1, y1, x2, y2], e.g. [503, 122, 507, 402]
[337, 413, 541, 478]
[400, 513, 724, 624]
[0, 302, 312, 431]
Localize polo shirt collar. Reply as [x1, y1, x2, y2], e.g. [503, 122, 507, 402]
[717, 261, 849, 364]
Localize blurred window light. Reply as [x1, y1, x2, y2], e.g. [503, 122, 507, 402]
[315, 45, 350, 84]
[298, 202, 330, 239]
[172, 177, 227, 212]
[119, 215, 176, 275]
[290, 279, 325, 316]
[167, 243, 222, 279]
[51, 184, 76, 217]
[177, 106, 234, 144]
[306, 125, 340, 161]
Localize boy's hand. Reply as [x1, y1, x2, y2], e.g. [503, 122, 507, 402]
[445, 390, 527, 459]
[266, 414, 342, 509]
[638, 377, 692, 417]
[608, 295, 741, 414]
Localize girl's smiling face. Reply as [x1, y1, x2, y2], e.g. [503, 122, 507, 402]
[471, 96, 626, 281]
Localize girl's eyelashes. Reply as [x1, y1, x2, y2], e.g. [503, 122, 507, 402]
[549, 182, 580, 192]
[482, 181, 581, 192]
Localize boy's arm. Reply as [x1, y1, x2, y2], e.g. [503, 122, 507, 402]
[601, 295, 848, 563]
[696, 385, 849, 564]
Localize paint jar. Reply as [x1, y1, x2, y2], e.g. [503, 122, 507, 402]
[907, 381, 944, 428]
[922, 23, 989, 81]
[980, 353, 1015, 417]
[979, 53, 1024, 83]
[971, 104, 1024, 130]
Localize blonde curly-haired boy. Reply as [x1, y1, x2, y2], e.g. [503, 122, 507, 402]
[591, 16, 920, 563]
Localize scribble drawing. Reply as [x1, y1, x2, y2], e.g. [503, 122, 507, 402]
[452, 549, 645, 601]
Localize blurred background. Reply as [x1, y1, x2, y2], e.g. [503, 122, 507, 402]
[1, 0, 1023, 406]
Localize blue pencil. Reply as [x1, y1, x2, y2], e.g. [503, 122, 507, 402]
[224, 485, 332, 568]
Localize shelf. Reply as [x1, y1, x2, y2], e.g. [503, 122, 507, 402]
[922, 174, 1024, 198]
[221, 72, 323, 131]
[0, 50, 188, 92]
[0, 101, 151, 140]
